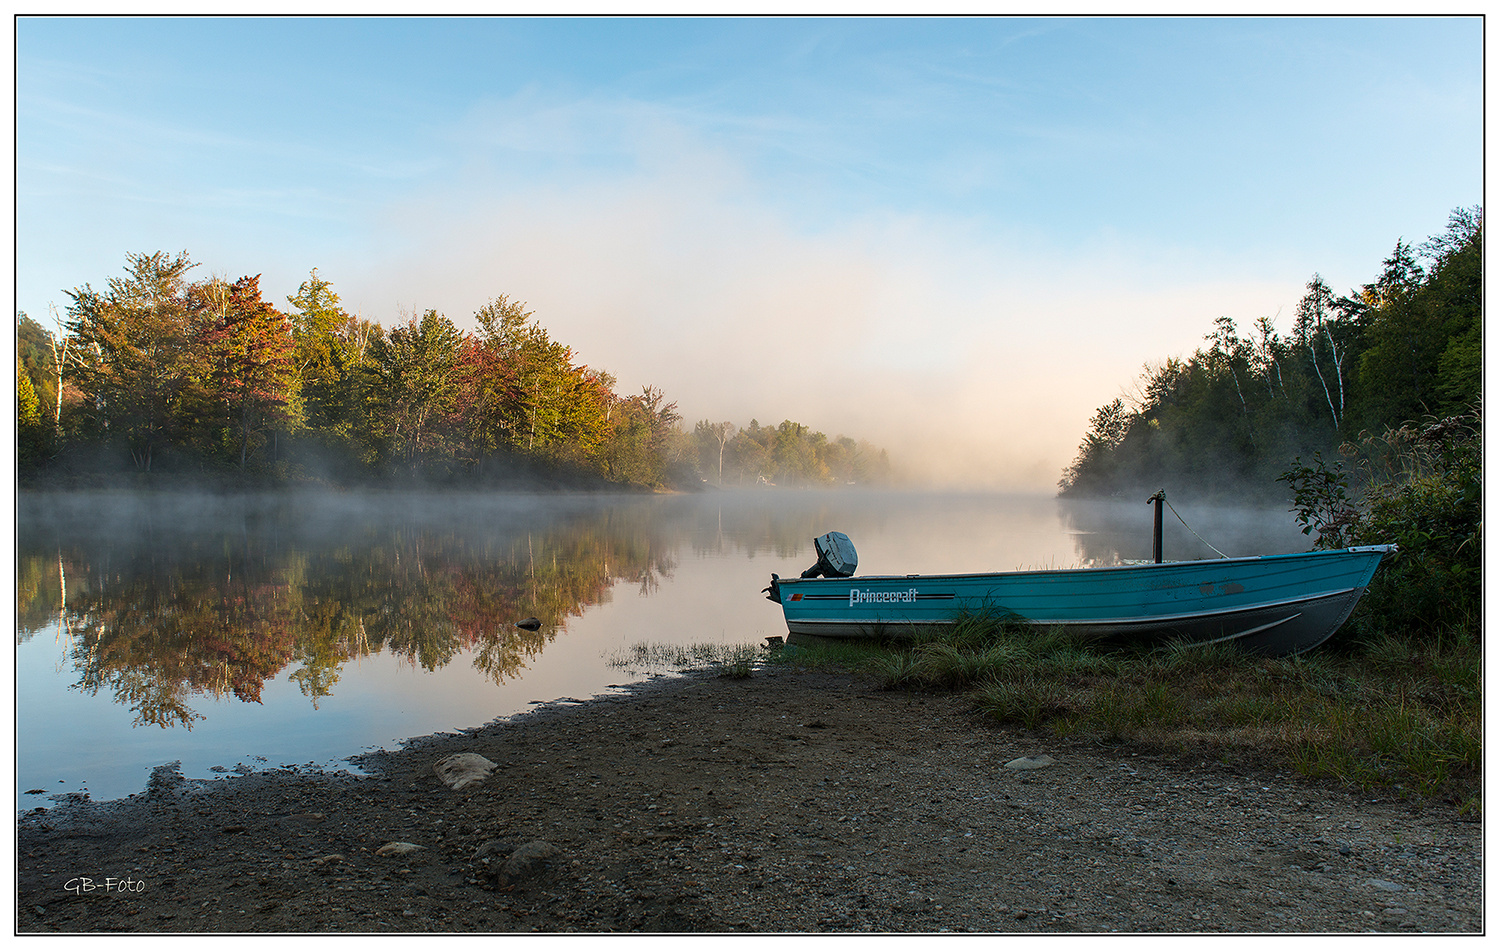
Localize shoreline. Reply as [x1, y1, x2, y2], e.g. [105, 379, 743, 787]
[17, 666, 1482, 933]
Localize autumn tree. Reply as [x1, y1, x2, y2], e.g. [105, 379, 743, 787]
[191, 274, 298, 470]
[37, 253, 894, 489]
[63, 251, 201, 470]
[452, 332, 515, 472]
[470, 295, 618, 469]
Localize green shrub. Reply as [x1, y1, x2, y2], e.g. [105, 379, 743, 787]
[1279, 408, 1481, 640]
[1351, 412, 1481, 637]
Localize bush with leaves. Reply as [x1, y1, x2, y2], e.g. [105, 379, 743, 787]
[1347, 410, 1481, 637]
[1276, 451, 1360, 549]
[1279, 408, 1481, 639]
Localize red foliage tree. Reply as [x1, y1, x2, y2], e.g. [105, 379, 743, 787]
[193, 275, 297, 469]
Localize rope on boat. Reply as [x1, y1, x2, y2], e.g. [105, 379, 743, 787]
[1162, 494, 1230, 559]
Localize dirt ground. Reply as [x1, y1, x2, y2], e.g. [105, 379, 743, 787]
[14, 666, 1484, 934]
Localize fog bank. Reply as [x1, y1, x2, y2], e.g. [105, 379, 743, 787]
[335, 165, 1303, 490]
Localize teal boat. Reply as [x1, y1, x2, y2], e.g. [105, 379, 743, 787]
[764, 532, 1394, 656]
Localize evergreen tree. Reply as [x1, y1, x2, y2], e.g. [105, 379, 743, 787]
[1060, 209, 1482, 501]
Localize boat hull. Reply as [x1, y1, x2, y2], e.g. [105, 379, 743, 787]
[769, 546, 1392, 656]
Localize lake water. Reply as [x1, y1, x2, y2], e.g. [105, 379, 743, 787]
[15, 488, 1308, 806]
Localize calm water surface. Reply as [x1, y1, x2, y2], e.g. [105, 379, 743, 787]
[16, 489, 1306, 805]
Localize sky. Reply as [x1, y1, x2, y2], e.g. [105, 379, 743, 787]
[12, 14, 1484, 488]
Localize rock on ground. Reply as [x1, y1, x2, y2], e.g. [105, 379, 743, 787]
[433, 753, 497, 791]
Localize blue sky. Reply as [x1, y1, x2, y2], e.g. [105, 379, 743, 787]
[14, 16, 1483, 487]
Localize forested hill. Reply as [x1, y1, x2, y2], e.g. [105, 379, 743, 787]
[16, 256, 892, 490]
[1059, 206, 1481, 501]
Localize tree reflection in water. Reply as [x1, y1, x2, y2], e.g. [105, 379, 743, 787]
[16, 492, 688, 728]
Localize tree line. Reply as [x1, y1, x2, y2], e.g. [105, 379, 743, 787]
[17, 252, 892, 489]
[1058, 207, 1481, 501]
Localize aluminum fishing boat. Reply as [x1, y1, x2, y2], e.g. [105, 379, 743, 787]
[763, 531, 1393, 656]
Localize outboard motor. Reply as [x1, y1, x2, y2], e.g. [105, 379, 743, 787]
[765, 531, 859, 602]
[801, 531, 858, 579]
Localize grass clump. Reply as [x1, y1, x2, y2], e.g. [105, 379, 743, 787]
[609, 641, 762, 678]
[973, 674, 1071, 731]
[769, 636, 901, 673]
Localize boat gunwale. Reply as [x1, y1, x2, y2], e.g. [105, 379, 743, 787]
[772, 545, 1394, 587]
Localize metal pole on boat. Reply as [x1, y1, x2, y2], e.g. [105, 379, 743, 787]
[1148, 490, 1165, 563]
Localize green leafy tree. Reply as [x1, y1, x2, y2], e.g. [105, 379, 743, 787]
[728, 419, 775, 484]
[326, 314, 384, 470]
[367, 309, 463, 475]
[18, 355, 44, 465]
[286, 268, 350, 434]
[1347, 411, 1481, 636]
[1410, 208, 1481, 415]
[470, 296, 618, 471]
[1058, 398, 1130, 494]
[694, 420, 735, 485]
[771, 420, 829, 485]
[16, 313, 59, 429]
[17, 355, 41, 426]
[603, 397, 655, 485]
[1351, 210, 1480, 429]
[1294, 275, 1350, 433]
[1206, 315, 1255, 443]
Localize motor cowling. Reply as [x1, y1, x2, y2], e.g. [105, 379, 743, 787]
[801, 531, 858, 579]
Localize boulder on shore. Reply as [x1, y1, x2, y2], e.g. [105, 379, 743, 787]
[434, 753, 497, 791]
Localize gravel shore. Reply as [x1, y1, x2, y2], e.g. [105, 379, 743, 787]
[15, 667, 1483, 933]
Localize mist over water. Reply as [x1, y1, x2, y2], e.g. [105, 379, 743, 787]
[17, 488, 1309, 804]
[1058, 496, 1312, 566]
